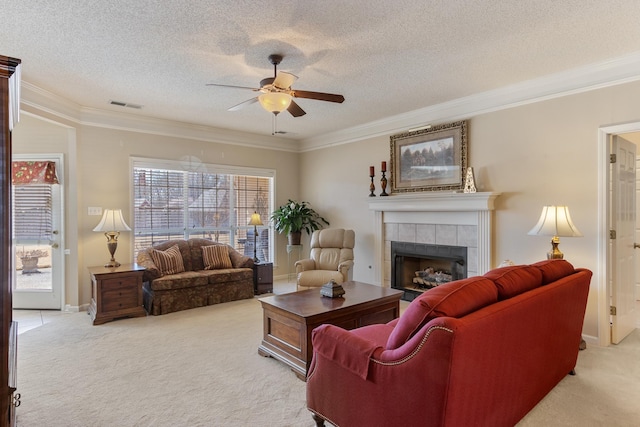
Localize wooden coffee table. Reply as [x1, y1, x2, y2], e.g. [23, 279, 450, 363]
[258, 281, 403, 380]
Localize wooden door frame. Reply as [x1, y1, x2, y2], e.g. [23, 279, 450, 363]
[598, 121, 640, 346]
[1, 55, 21, 427]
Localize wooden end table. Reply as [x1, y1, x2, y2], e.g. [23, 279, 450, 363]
[88, 263, 146, 325]
[258, 281, 403, 380]
[254, 262, 273, 294]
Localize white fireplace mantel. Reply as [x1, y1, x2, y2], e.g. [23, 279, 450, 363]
[368, 191, 500, 213]
[368, 192, 501, 286]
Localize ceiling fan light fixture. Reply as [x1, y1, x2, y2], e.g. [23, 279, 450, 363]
[258, 92, 292, 114]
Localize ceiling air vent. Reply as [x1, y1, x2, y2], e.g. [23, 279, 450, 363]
[109, 100, 143, 109]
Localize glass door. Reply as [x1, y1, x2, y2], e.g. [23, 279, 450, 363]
[12, 157, 63, 310]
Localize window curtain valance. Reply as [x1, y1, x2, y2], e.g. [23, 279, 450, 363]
[11, 161, 59, 185]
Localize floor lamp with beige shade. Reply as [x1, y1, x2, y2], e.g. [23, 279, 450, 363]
[248, 211, 263, 263]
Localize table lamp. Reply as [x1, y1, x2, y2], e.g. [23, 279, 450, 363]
[248, 211, 263, 263]
[528, 205, 582, 259]
[93, 209, 131, 267]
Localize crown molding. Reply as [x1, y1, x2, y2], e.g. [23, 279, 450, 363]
[299, 50, 640, 152]
[19, 50, 640, 154]
[20, 82, 299, 152]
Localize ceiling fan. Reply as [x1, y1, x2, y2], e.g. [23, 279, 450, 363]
[206, 54, 345, 118]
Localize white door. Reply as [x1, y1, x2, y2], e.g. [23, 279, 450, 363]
[636, 153, 640, 322]
[611, 136, 637, 343]
[12, 156, 64, 310]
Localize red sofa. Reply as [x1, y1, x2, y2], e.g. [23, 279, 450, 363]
[306, 260, 591, 427]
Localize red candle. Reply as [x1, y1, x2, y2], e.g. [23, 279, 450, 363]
[381, 161, 387, 172]
[369, 166, 375, 176]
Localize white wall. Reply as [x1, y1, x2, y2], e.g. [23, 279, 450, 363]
[12, 113, 80, 306]
[14, 78, 640, 343]
[298, 134, 390, 284]
[13, 111, 301, 308]
[299, 79, 640, 341]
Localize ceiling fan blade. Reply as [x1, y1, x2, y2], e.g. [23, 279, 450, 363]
[291, 90, 345, 103]
[273, 71, 298, 90]
[206, 83, 259, 91]
[287, 100, 306, 117]
[228, 97, 258, 111]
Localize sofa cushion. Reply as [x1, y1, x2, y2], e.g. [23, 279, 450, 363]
[202, 245, 233, 270]
[484, 265, 543, 300]
[149, 271, 209, 291]
[532, 259, 575, 284]
[149, 244, 185, 275]
[386, 276, 498, 350]
[200, 268, 253, 284]
[146, 240, 192, 271]
[228, 248, 253, 268]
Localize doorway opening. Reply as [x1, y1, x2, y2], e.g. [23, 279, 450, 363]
[599, 123, 640, 346]
[12, 155, 64, 310]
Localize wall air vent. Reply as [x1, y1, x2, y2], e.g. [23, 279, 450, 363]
[109, 100, 143, 109]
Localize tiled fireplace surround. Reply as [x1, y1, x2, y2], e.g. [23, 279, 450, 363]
[368, 192, 500, 287]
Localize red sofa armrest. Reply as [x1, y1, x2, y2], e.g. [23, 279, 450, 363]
[311, 324, 383, 380]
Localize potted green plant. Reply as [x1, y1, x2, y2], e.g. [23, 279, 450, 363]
[271, 199, 330, 245]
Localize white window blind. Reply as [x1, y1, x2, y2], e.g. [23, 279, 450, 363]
[13, 184, 53, 241]
[132, 158, 274, 261]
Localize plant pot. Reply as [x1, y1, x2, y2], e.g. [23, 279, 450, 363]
[288, 231, 302, 246]
[20, 256, 40, 274]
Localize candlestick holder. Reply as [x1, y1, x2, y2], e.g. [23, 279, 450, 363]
[380, 171, 388, 196]
[369, 174, 376, 197]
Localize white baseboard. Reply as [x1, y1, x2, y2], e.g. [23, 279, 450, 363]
[582, 334, 600, 348]
[64, 303, 89, 312]
[273, 273, 294, 282]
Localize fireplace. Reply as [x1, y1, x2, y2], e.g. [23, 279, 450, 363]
[368, 192, 500, 288]
[391, 241, 467, 301]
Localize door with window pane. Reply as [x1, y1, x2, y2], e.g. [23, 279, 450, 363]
[12, 158, 63, 309]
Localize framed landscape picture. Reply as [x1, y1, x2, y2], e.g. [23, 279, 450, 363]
[390, 121, 467, 193]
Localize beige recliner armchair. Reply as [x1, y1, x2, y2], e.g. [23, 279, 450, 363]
[295, 228, 355, 290]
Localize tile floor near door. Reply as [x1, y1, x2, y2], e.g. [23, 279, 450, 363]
[12, 309, 68, 335]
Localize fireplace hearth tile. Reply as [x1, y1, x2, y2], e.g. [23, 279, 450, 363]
[385, 223, 399, 241]
[416, 224, 436, 244]
[467, 247, 478, 274]
[435, 224, 457, 245]
[398, 223, 417, 242]
[458, 225, 478, 247]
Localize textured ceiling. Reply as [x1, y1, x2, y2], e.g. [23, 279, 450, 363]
[2, 1, 640, 141]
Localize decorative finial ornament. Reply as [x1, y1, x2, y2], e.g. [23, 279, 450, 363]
[369, 166, 376, 197]
[463, 167, 477, 193]
[380, 161, 389, 196]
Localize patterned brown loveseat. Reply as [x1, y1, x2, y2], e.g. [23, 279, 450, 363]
[136, 238, 254, 315]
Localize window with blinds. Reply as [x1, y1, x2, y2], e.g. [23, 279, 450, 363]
[12, 184, 53, 241]
[132, 159, 274, 261]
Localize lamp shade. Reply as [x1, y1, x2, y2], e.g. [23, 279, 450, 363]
[527, 205, 582, 237]
[249, 211, 263, 226]
[93, 209, 131, 232]
[258, 92, 292, 114]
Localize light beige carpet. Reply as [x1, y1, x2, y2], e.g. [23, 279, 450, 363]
[17, 298, 312, 427]
[16, 297, 640, 426]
